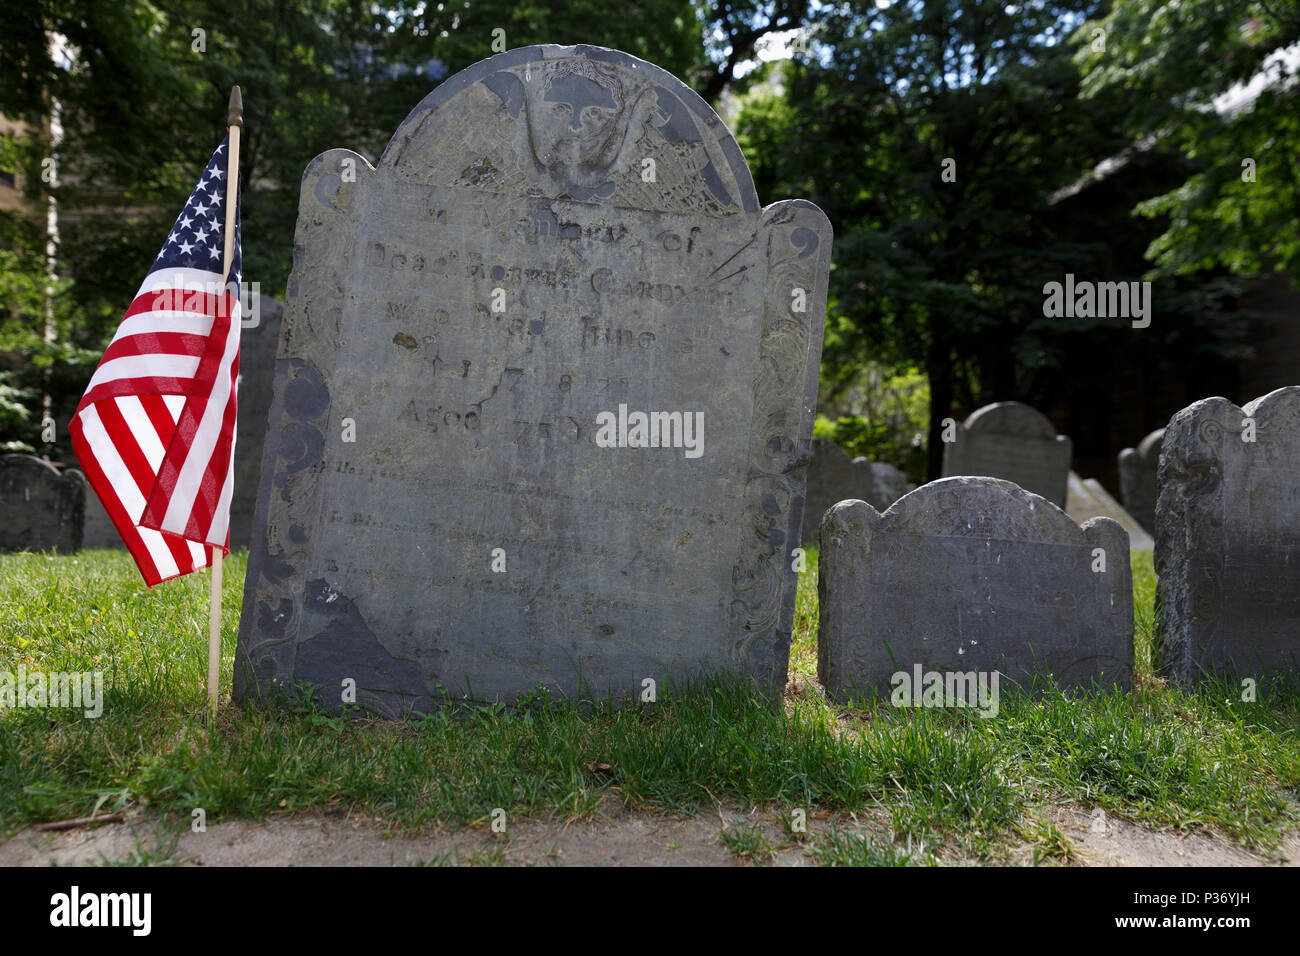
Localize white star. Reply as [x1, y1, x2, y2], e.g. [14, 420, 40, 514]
[210, 168, 225, 180]
[215, 144, 224, 154]
[165, 232, 179, 246]
[178, 214, 193, 230]
[207, 245, 221, 260]
[194, 227, 209, 244]
[195, 181, 210, 194]
[179, 240, 195, 255]
[193, 201, 209, 217]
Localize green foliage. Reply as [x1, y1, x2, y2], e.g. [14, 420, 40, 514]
[0, 0, 711, 455]
[736, 0, 1145, 476]
[0, 382, 36, 453]
[814, 416, 926, 485]
[1077, 0, 1300, 280]
[812, 363, 929, 482]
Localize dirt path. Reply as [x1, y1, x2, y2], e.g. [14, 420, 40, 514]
[3, 797, 1296, 866]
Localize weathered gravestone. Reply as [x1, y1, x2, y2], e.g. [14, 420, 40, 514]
[818, 477, 1132, 700]
[799, 440, 877, 544]
[1156, 387, 1300, 687]
[229, 295, 285, 549]
[1117, 428, 1162, 535]
[235, 45, 831, 715]
[0, 454, 86, 553]
[1065, 471, 1153, 550]
[866, 460, 915, 509]
[941, 401, 1071, 507]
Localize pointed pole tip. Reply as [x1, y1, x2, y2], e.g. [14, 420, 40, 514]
[227, 86, 243, 128]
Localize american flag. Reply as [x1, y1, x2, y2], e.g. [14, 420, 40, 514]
[70, 133, 242, 586]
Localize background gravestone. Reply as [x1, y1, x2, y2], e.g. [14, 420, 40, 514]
[818, 477, 1132, 699]
[865, 460, 915, 509]
[235, 44, 831, 715]
[1156, 387, 1300, 687]
[941, 401, 1071, 507]
[0, 454, 86, 553]
[800, 439, 877, 544]
[1065, 471, 1152, 550]
[1117, 428, 1163, 535]
[229, 295, 286, 549]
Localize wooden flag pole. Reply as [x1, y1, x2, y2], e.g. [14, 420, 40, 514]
[209, 85, 242, 717]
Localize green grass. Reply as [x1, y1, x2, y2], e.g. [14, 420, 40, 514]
[719, 822, 776, 863]
[1, 546, 1298, 863]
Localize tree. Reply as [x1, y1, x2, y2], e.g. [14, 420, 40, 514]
[1076, 0, 1300, 280]
[739, 0, 1142, 477]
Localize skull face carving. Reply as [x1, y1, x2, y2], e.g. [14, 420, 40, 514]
[528, 65, 622, 168]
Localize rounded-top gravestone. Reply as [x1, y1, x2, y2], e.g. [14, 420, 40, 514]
[799, 439, 877, 545]
[0, 454, 86, 553]
[941, 401, 1071, 507]
[235, 45, 832, 715]
[1117, 427, 1162, 535]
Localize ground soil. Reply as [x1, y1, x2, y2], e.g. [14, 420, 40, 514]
[2, 794, 1296, 866]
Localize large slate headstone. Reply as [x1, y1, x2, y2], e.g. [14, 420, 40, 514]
[1117, 428, 1162, 535]
[818, 477, 1132, 699]
[229, 295, 285, 549]
[1156, 387, 1300, 686]
[941, 401, 1071, 507]
[0, 454, 85, 553]
[799, 440, 876, 544]
[235, 45, 831, 715]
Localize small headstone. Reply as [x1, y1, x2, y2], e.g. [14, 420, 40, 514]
[865, 459, 915, 509]
[1065, 471, 1153, 550]
[235, 45, 831, 715]
[800, 440, 876, 544]
[941, 401, 1071, 507]
[818, 477, 1132, 700]
[229, 295, 286, 549]
[1117, 428, 1162, 535]
[1156, 387, 1300, 687]
[0, 454, 86, 553]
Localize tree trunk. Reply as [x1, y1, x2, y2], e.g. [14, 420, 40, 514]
[926, 334, 953, 482]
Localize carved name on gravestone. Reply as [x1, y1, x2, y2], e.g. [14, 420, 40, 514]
[234, 45, 831, 715]
[941, 401, 1071, 507]
[1118, 428, 1162, 535]
[800, 440, 877, 544]
[0, 454, 86, 553]
[1156, 388, 1300, 687]
[229, 295, 285, 549]
[818, 477, 1133, 700]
